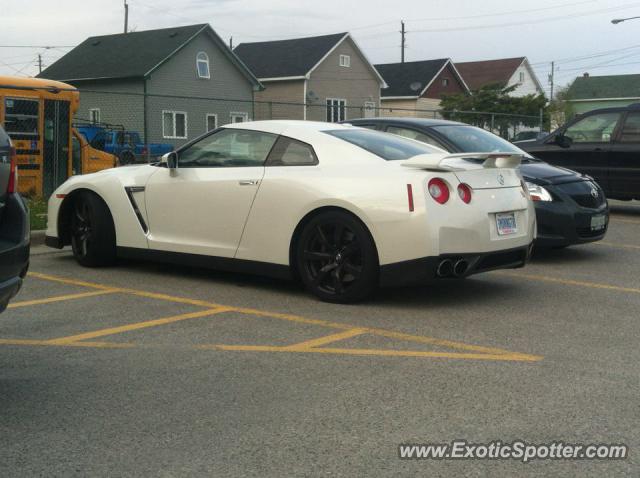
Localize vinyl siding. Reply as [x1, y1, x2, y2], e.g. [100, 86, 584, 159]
[306, 37, 381, 122]
[380, 98, 443, 117]
[253, 80, 305, 120]
[146, 31, 254, 146]
[422, 64, 466, 99]
[506, 62, 543, 97]
[71, 79, 145, 134]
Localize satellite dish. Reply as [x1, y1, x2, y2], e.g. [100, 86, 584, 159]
[409, 81, 423, 92]
[306, 90, 319, 102]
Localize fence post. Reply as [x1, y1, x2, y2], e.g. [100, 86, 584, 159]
[539, 108, 544, 131]
[268, 101, 273, 120]
[490, 114, 495, 133]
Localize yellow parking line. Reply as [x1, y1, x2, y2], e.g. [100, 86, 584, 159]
[28, 271, 539, 361]
[28, 272, 121, 291]
[284, 328, 367, 350]
[610, 217, 640, 225]
[47, 308, 232, 344]
[498, 271, 640, 295]
[0, 338, 133, 349]
[209, 344, 541, 362]
[595, 241, 640, 251]
[8, 289, 119, 309]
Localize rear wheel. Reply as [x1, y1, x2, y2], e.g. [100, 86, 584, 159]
[296, 211, 378, 303]
[70, 192, 116, 267]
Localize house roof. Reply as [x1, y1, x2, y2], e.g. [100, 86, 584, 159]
[38, 24, 262, 88]
[455, 57, 525, 91]
[375, 59, 465, 98]
[234, 33, 347, 79]
[567, 74, 640, 100]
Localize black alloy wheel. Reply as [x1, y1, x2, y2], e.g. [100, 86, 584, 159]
[69, 192, 117, 267]
[297, 211, 378, 303]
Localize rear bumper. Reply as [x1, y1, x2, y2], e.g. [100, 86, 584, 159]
[0, 193, 30, 311]
[379, 242, 533, 288]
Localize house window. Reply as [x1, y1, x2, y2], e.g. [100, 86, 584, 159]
[519, 71, 525, 82]
[89, 108, 100, 124]
[230, 112, 249, 123]
[339, 54, 351, 67]
[442, 78, 449, 87]
[162, 110, 187, 139]
[206, 114, 218, 131]
[326, 98, 346, 123]
[196, 51, 210, 79]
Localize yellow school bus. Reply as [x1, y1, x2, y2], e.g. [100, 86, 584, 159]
[0, 76, 116, 197]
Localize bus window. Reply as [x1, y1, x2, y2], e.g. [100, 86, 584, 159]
[4, 98, 39, 138]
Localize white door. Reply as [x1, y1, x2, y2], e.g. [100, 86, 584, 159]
[363, 101, 376, 119]
[230, 112, 249, 123]
[144, 128, 278, 258]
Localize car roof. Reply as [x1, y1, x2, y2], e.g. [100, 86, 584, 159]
[346, 117, 466, 128]
[574, 103, 640, 115]
[222, 120, 359, 135]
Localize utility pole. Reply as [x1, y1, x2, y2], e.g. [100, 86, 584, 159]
[37, 54, 42, 74]
[229, 36, 233, 50]
[548, 61, 555, 101]
[124, 0, 129, 34]
[400, 20, 406, 63]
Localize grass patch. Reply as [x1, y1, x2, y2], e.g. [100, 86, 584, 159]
[26, 197, 48, 231]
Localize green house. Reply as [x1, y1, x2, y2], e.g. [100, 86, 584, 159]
[566, 73, 640, 114]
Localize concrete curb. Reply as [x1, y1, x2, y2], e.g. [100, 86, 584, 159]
[31, 230, 46, 246]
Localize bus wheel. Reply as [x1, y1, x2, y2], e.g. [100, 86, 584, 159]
[119, 151, 136, 165]
[70, 192, 117, 267]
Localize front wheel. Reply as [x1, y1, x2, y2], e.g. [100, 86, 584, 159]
[70, 192, 117, 267]
[296, 211, 378, 303]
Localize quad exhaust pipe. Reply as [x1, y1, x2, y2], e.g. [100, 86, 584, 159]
[436, 259, 469, 278]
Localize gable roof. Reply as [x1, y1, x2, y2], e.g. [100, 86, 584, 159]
[455, 57, 526, 91]
[567, 74, 640, 100]
[375, 59, 468, 98]
[38, 24, 262, 88]
[234, 32, 386, 86]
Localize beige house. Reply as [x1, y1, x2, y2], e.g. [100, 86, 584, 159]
[234, 33, 387, 122]
[375, 59, 470, 117]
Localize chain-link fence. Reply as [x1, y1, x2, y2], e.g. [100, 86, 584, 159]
[76, 89, 545, 158]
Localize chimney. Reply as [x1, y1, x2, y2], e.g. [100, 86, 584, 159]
[583, 72, 590, 78]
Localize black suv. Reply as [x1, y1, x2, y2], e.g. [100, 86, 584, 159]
[518, 103, 640, 200]
[346, 117, 609, 248]
[0, 125, 29, 312]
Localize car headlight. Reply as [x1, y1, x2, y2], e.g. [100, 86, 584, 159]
[525, 181, 553, 202]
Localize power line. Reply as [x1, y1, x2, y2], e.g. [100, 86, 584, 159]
[0, 45, 74, 48]
[410, 0, 596, 22]
[410, 3, 640, 33]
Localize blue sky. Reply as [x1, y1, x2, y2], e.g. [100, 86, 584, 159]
[2, 0, 640, 95]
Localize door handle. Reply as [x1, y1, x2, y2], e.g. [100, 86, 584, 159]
[239, 179, 259, 186]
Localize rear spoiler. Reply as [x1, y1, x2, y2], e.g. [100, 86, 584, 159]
[401, 152, 524, 171]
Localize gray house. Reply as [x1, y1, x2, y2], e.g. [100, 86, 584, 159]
[39, 24, 262, 148]
[234, 33, 387, 122]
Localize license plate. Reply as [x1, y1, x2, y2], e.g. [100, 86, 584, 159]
[496, 212, 517, 236]
[591, 214, 607, 231]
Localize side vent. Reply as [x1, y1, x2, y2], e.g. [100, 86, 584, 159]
[124, 186, 148, 233]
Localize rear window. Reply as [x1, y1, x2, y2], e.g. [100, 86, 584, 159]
[324, 129, 440, 161]
[431, 125, 521, 153]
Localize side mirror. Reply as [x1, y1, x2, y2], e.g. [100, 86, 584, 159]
[163, 151, 178, 170]
[555, 133, 572, 148]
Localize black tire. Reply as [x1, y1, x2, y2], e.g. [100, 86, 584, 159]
[296, 211, 378, 303]
[70, 192, 116, 267]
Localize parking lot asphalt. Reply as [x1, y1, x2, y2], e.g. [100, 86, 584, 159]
[1, 202, 639, 476]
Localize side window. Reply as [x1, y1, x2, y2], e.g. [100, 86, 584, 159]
[565, 112, 621, 143]
[386, 126, 446, 149]
[619, 113, 640, 143]
[178, 128, 277, 168]
[267, 137, 318, 166]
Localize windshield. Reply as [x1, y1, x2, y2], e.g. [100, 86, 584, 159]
[324, 129, 442, 161]
[432, 125, 533, 159]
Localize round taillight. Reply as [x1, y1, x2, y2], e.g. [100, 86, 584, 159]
[457, 183, 472, 204]
[428, 178, 450, 204]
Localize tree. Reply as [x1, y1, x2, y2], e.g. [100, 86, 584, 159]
[440, 84, 547, 138]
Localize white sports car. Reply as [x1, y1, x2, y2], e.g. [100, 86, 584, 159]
[46, 121, 536, 302]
